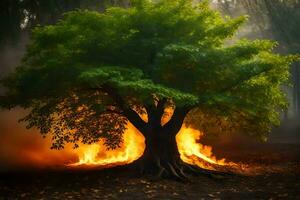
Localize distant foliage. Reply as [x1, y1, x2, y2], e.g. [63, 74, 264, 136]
[0, 0, 129, 45]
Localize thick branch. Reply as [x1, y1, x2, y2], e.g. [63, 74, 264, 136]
[156, 98, 167, 118]
[146, 98, 167, 127]
[102, 85, 147, 134]
[197, 66, 276, 106]
[163, 106, 191, 135]
[219, 65, 274, 93]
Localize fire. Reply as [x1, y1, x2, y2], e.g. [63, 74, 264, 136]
[70, 124, 228, 170]
[176, 125, 226, 169]
[0, 109, 231, 170]
[70, 123, 145, 167]
[69, 107, 230, 170]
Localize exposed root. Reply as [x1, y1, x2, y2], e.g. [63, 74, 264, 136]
[182, 163, 235, 180]
[158, 160, 234, 181]
[155, 158, 166, 179]
[174, 161, 190, 180]
[128, 157, 233, 182]
[166, 162, 190, 182]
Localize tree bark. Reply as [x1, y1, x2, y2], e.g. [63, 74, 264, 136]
[137, 125, 188, 179]
[129, 105, 199, 181]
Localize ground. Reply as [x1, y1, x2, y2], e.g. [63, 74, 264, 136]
[1, 143, 300, 200]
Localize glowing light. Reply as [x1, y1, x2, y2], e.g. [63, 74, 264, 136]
[4, 108, 231, 170]
[69, 123, 145, 167]
[70, 123, 229, 170]
[176, 125, 226, 169]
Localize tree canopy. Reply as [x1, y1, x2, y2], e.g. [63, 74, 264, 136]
[214, 0, 300, 116]
[1, 0, 298, 149]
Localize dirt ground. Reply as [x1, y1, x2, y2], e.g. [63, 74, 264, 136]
[1, 143, 300, 200]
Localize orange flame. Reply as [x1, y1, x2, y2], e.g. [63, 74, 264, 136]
[70, 123, 228, 170]
[176, 125, 226, 169]
[69, 123, 145, 167]
[0, 109, 231, 170]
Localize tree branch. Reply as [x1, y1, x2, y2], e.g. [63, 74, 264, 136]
[156, 98, 167, 118]
[146, 97, 167, 127]
[163, 106, 191, 135]
[102, 85, 147, 134]
[219, 65, 274, 93]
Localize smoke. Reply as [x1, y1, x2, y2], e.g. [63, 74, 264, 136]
[0, 108, 77, 170]
[211, 0, 300, 143]
[0, 33, 29, 76]
[271, 117, 300, 143]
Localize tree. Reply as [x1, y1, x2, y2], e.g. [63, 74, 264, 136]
[214, 0, 300, 116]
[0, 0, 129, 45]
[0, 0, 298, 180]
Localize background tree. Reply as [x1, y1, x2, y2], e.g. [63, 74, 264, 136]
[213, 0, 300, 117]
[0, 0, 298, 180]
[0, 0, 129, 46]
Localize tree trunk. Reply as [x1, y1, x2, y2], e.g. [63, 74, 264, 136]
[103, 87, 225, 180]
[129, 106, 201, 181]
[138, 126, 182, 175]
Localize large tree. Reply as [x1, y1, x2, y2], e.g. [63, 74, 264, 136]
[0, 0, 298, 180]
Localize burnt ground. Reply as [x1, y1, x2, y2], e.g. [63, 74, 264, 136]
[0, 143, 300, 200]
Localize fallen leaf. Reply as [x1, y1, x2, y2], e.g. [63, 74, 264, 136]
[208, 194, 215, 197]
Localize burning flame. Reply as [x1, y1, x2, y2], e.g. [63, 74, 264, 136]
[70, 124, 228, 170]
[70, 123, 145, 167]
[0, 109, 231, 170]
[176, 125, 226, 169]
